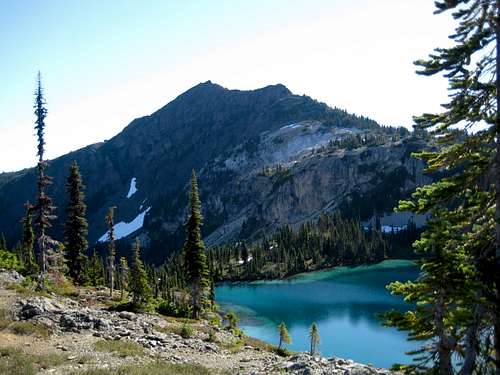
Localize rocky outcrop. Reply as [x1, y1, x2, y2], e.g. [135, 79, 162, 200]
[0, 268, 24, 286]
[10, 293, 398, 374]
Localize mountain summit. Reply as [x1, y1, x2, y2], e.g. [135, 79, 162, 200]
[0, 82, 424, 263]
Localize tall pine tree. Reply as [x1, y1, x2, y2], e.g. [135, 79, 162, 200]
[64, 161, 88, 285]
[105, 207, 116, 296]
[182, 170, 210, 319]
[32, 72, 57, 287]
[130, 238, 152, 306]
[384, 1, 499, 373]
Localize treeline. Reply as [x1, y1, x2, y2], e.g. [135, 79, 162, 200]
[207, 212, 419, 281]
[0, 74, 214, 321]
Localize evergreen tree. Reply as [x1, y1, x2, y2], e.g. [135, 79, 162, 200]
[130, 238, 152, 306]
[209, 278, 215, 308]
[224, 310, 238, 330]
[32, 72, 57, 287]
[118, 257, 129, 300]
[278, 322, 291, 350]
[64, 161, 88, 285]
[104, 207, 116, 296]
[0, 234, 6, 251]
[20, 202, 38, 276]
[86, 249, 104, 287]
[309, 322, 320, 356]
[383, 1, 499, 373]
[240, 242, 249, 265]
[182, 170, 210, 318]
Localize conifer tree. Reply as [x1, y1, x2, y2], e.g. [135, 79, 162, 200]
[118, 256, 129, 300]
[32, 72, 57, 287]
[130, 238, 152, 306]
[182, 170, 210, 318]
[20, 202, 38, 275]
[0, 234, 6, 251]
[240, 242, 249, 264]
[64, 161, 88, 285]
[278, 322, 291, 350]
[224, 311, 238, 330]
[383, 1, 499, 373]
[309, 322, 320, 356]
[104, 207, 116, 296]
[209, 278, 215, 308]
[86, 249, 104, 287]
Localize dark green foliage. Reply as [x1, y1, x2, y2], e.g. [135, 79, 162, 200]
[383, 1, 499, 373]
[309, 322, 320, 356]
[209, 211, 409, 281]
[32, 73, 57, 282]
[64, 161, 88, 285]
[20, 203, 38, 275]
[0, 249, 22, 271]
[129, 238, 152, 306]
[224, 311, 238, 331]
[180, 323, 194, 339]
[104, 207, 116, 296]
[182, 170, 210, 318]
[86, 249, 104, 287]
[117, 257, 129, 300]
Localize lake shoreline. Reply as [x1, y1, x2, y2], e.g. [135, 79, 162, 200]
[215, 261, 419, 368]
[215, 258, 418, 286]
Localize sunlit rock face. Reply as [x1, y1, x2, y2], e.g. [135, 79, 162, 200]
[0, 81, 428, 263]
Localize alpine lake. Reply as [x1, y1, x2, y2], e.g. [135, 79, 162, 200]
[215, 260, 419, 369]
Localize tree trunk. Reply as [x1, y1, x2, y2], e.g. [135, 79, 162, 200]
[436, 290, 454, 375]
[459, 304, 482, 375]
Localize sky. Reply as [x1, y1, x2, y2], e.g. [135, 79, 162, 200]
[0, 0, 456, 173]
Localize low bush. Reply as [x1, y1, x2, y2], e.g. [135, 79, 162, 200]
[180, 323, 194, 339]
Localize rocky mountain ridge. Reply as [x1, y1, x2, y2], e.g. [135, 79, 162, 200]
[0, 82, 428, 263]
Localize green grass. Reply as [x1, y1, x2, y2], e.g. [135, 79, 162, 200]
[5, 321, 50, 338]
[0, 346, 66, 375]
[154, 323, 196, 339]
[71, 361, 228, 375]
[221, 338, 244, 353]
[0, 308, 50, 338]
[94, 339, 145, 357]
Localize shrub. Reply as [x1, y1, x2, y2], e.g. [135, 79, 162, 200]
[206, 330, 217, 343]
[0, 250, 22, 271]
[180, 323, 194, 339]
[155, 299, 191, 318]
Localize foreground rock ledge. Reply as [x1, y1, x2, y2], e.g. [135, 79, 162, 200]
[1, 277, 398, 374]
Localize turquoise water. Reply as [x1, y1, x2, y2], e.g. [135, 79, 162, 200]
[215, 260, 419, 369]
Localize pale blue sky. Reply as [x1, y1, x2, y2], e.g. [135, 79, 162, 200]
[0, 0, 454, 172]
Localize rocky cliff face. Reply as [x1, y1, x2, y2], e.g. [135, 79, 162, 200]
[0, 82, 427, 262]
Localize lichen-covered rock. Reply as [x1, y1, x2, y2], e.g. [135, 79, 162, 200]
[0, 269, 24, 285]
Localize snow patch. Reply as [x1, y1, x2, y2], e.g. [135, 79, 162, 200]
[381, 225, 406, 233]
[238, 256, 253, 265]
[126, 177, 138, 198]
[281, 122, 301, 130]
[98, 207, 151, 243]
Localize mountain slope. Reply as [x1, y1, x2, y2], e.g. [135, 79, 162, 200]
[0, 82, 426, 263]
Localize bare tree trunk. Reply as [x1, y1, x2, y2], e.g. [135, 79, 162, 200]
[436, 289, 454, 375]
[459, 304, 483, 375]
